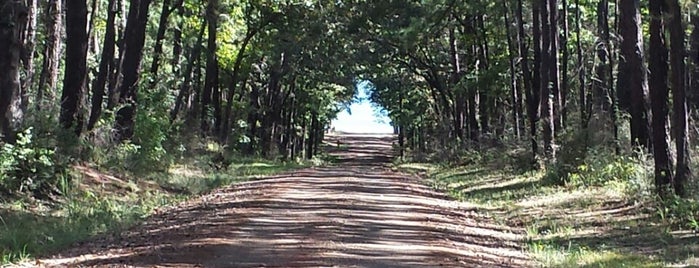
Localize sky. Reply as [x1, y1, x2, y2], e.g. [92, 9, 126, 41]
[330, 82, 394, 134]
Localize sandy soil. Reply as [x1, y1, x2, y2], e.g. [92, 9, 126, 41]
[30, 134, 530, 268]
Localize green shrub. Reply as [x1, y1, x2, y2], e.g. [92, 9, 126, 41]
[656, 195, 699, 231]
[0, 128, 66, 197]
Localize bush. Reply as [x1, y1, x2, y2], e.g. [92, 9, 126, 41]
[0, 128, 67, 197]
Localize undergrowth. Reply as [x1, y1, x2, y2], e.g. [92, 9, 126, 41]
[0, 123, 309, 266]
[398, 139, 699, 267]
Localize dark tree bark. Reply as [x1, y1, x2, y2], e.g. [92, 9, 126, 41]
[476, 15, 490, 136]
[666, 0, 690, 196]
[201, 0, 219, 133]
[171, 3, 184, 76]
[649, 0, 673, 196]
[0, 0, 27, 141]
[594, 0, 610, 111]
[548, 0, 561, 132]
[449, 24, 465, 140]
[60, 0, 89, 136]
[88, 0, 118, 130]
[149, 0, 181, 79]
[19, 0, 37, 114]
[516, 0, 538, 162]
[107, 0, 124, 111]
[540, 0, 555, 160]
[531, 0, 542, 159]
[171, 18, 206, 122]
[618, 0, 650, 148]
[220, 26, 259, 142]
[560, 0, 569, 127]
[691, 15, 699, 112]
[504, 2, 522, 139]
[37, 0, 63, 111]
[114, 0, 152, 141]
[575, 0, 587, 125]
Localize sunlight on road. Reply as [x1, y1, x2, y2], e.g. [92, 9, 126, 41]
[331, 82, 394, 134]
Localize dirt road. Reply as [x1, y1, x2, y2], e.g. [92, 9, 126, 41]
[36, 134, 529, 267]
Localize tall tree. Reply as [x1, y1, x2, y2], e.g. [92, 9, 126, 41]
[149, 0, 182, 78]
[617, 0, 650, 148]
[517, 0, 538, 162]
[37, 0, 63, 111]
[88, 0, 118, 130]
[201, 0, 219, 133]
[0, 0, 28, 141]
[560, 0, 569, 126]
[692, 14, 699, 112]
[114, 0, 152, 141]
[575, 0, 587, 125]
[666, 0, 691, 196]
[649, 0, 673, 196]
[504, 2, 522, 139]
[548, 0, 562, 131]
[60, 0, 89, 136]
[532, 0, 543, 160]
[19, 0, 37, 114]
[540, 0, 555, 160]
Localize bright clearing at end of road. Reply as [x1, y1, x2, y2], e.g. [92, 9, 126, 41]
[331, 83, 393, 134]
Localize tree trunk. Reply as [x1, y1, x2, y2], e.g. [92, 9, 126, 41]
[666, 0, 690, 197]
[107, 0, 125, 110]
[560, 0, 569, 127]
[60, 0, 89, 136]
[540, 0, 555, 160]
[201, 0, 218, 134]
[690, 15, 699, 112]
[618, 0, 650, 148]
[548, 0, 561, 132]
[220, 27, 258, 142]
[171, 18, 206, 122]
[149, 0, 175, 79]
[575, 0, 587, 125]
[172, 3, 184, 76]
[0, 0, 27, 141]
[649, 0, 673, 196]
[504, 2, 522, 139]
[594, 0, 610, 111]
[88, 0, 118, 130]
[19, 0, 37, 115]
[114, 0, 152, 141]
[531, 0, 542, 160]
[37, 0, 63, 111]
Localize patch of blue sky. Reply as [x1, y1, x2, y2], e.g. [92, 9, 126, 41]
[331, 81, 393, 134]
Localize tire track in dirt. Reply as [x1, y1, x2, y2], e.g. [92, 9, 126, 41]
[32, 134, 530, 267]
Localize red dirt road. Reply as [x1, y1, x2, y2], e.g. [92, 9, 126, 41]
[32, 134, 530, 267]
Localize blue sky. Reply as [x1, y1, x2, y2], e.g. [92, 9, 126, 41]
[330, 82, 394, 134]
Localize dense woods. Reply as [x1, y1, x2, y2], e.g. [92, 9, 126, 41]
[1, 0, 699, 264]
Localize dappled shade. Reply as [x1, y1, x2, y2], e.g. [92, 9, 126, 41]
[38, 134, 529, 267]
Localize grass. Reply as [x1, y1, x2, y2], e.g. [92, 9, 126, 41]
[397, 155, 699, 268]
[0, 157, 307, 265]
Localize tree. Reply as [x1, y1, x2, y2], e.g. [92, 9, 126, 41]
[648, 0, 673, 196]
[19, 0, 37, 114]
[60, 0, 89, 136]
[88, 0, 118, 130]
[0, 0, 28, 141]
[201, 0, 219, 133]
[540, 0, 555, 160]
[666, 0, 691, 196]
[617, 0, 650, 148]
[37, 0, 63, 111]
[114, 0, 152, 141]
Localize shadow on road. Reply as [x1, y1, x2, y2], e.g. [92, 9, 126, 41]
[40, 134, 529, 268]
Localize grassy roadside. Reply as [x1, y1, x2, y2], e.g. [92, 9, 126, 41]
[398, 157, 699, 267]
[0, 158, 307, 265]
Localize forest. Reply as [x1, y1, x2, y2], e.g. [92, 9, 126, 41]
[1, 0, 699, 266]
